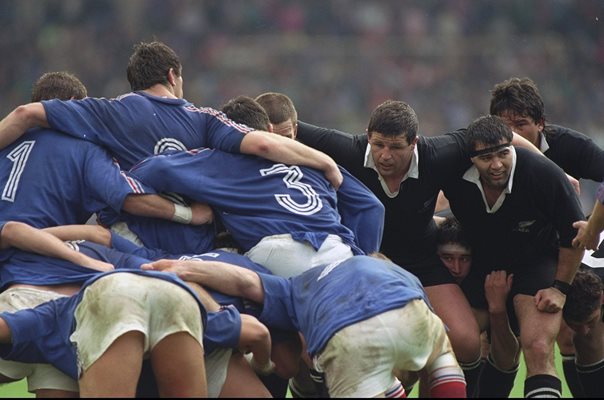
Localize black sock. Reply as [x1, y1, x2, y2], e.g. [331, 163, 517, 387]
[560, 353, 584, 398]
[576, 358, 604, 397]
[524, 374, 562, 398]
[459, 357, 483, 398]
[477, 355, 518, 398]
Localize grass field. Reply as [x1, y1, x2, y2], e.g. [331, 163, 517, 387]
[0, 347, 574, 398]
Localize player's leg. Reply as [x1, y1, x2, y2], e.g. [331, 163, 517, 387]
[514, 294, 563, 398]
[424, 283, 481, 396]
[556, 320, 584, 397]
[574, 318, 604, 397]
[220, 351, 272, 397]
[150, 332, 207, 397]
[78, 331, 144, 397]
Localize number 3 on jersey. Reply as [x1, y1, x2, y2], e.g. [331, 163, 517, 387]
[260, 164, 323, 215]
[2, 141, 35, 202]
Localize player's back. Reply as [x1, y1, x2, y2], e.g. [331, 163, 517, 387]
[42, 93, 250, 169]
[129, 148, 358, 252]
[0, 128, 137, 228]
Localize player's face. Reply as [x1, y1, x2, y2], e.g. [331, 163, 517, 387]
[471, 141, 513, 190]
[565, 305, 603, 336]
[437, 243, 472, 283]
[368, 131, 417, 179]
[497, 111, 544, 146]
[272, 119, 297, 140]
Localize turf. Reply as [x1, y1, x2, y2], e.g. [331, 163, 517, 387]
[0, 346, 574, 398]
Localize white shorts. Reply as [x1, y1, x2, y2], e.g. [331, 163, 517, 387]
[110, 221, 144, 246]
[314, 299, 452, 398]
[70, 273, 203, 377]
[0, 287, 79, 393]
[245, 234, 353, 278]
[205, 348, 232, 398]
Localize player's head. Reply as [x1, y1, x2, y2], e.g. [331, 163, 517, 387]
[221, 96, 271, 132]
[127, 41, 183, 97]
[31, 71, 87, 102]
[366, 100, 419, 180]
[563, 269, 603, 335]
[466, 115, 514, 190]
[255, 92, 298, 140]
[270, 329, 303, 379]
[436, 216, 472, 282]
[489, 77, 545, 139]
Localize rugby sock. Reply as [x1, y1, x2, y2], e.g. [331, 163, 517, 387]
[459, 357, 482, 397]
[385, 379, 407, 398]
[560, 353, 584, 398]
[477, 354, 518, 398]
[576, 357, 604, 397]
[429, 353, 467, 398]
[524, 374, 562, 398]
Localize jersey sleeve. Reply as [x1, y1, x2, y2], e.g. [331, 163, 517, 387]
[336, 167, 384, 254]
[198, 107, 250, 153]
[296, 121, 362, 166]
[203, 305, 242, 352]
[257, 273, 298, 332]
[42, 98, 120, 144]
[81, 144, 155, 213]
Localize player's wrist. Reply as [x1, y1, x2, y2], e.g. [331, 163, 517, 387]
[172, 204, 192, 224]
[551, 279, 571, 295]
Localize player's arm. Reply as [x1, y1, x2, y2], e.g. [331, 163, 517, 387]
[240, 130, 343, 189]
[122, 195, 213, 225]
[535, 246, 584, 313]
[0, 103, 48, 149]
[484, 271, 520, 371]
[141, 258, 265, 303]
[240, 314, 274, 375]
[573, 199, 604, 250]
[43, 224, 112, 247]
[510, 132, 580, 194]
[0, 221, 113, 272]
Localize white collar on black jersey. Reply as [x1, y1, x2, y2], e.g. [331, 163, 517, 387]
[462, 146, 517, 214]
[364, 142, 420, 198]
[539, 131, 550, 153]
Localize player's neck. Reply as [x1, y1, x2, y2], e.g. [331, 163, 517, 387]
[143, 84, 177, 99]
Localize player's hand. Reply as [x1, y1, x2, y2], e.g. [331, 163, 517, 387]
[141, 259, 183, 274]
[85, 259, 115, 272]
[534, 287, 566, 313]
[484, 270, 512, 314]
[189, 202, 214, 225]
[325, 162, 343, 190]
[572, 220, 599, 250]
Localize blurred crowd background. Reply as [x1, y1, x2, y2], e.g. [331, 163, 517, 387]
[2, 0, 604, 206]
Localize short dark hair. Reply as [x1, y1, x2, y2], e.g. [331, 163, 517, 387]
[221, 96, 270, 131]
[367, 100, 418, 143]
[31, 71, 87, 102]
[127, 41, 181, 91]
[489, 77, 545, 125]
[437, 216, 471, 250]
[255, 92, 298, 125]
[465, 115, 513, 154]
[563, 269, 603, 323]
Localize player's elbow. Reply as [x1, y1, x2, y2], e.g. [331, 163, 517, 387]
[13, 103, 48, 128]
[240, 131, 274, 158]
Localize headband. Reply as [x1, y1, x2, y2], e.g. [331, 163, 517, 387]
[469, 142, 512, 158]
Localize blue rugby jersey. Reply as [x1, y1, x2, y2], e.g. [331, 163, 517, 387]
[258, 255, 430, 356]
[128, 148, 383, 254]
[43, 92, 251, 169]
